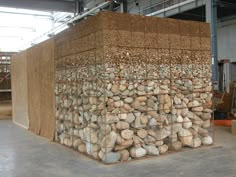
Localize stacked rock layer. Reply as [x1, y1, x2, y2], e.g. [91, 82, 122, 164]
[54, 12, 213, 164]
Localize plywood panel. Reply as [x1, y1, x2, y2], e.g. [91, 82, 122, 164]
[27, 45, 41, 134]
[39, 39, 55, 140]
[11, 51, 29, 128]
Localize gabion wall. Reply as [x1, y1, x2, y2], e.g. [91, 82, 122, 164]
[55, 12, 213, 164]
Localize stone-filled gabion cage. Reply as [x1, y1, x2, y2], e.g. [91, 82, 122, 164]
[54, 12, 214, 164]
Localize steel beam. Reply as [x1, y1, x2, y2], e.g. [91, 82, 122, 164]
[123, 0, 128, 13]
[211, 0, 219, 82]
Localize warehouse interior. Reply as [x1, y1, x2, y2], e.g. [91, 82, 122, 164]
[0, 0, 236, 177]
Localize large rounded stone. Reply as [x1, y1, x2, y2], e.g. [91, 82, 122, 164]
[78, 144, 86, 153]
[73, 138, 82, 149]
[155, 140, 164, 146]
[130, 147, 147, 158]
[140, 115, 148, 124]
[192, 100, 200, 107]
[135, 96, 147, 102]
[126, 113, 135, 123]
[100, 124, 111, 135]
[202, 136, 213, 145]
[176, 115, 183, 123]
[111, 85, 119, 93]
[143, 145, 159, 156]
[114, 100, 124, 108]
[102, 152, 121, 164]
[124, 97, 134, 103]
[106, 114, 119, 123]
[121, 129, 134, 140]
[192, 106, 203, 112]
[137, 85, 145, 91]
[155, 128, 171, 140]
[174, 96, 181, 105]
[178, 129, 193, 147]
[183, 117, 192, 129]
[116, 121, 130, 130]
[101, 131, 118, 152]
[169, 133, 178, 143]
[133, 135, 143, 148]
[202, 113, 211, 120]
[137, 129, 148, 139]
[158, 144, 168, 154]
[119, 149, 130, 161]
[149, 118, 158, 126]
[168, 141, 182, 151]
[120, 113, 127, 120]
[191, 137, 202, 148]
[202, 119, 210, 128]
[64, 138, 72, 147]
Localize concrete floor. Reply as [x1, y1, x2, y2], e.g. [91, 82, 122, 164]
[0, 120, 236, 177]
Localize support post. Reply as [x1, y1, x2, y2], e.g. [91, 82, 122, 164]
[206, 0, 218, 83]
[79, 0, 84, 13]
[123, 0, 128, 13]
[75, 0, 84, 15]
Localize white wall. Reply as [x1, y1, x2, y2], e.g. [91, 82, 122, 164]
[217, 19, 236, 62]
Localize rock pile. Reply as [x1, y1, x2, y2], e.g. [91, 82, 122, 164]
[55, 63, 213, 164]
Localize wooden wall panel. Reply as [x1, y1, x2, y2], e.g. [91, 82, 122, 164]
[39, 39, 55, 140]
[27, 39, 55, 139]
[11, 39, 55, 140]
[11, 51, 29, 129]
[27, 45, 41, 134]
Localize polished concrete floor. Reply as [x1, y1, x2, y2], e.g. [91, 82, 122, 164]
[0, 120, 236, 177]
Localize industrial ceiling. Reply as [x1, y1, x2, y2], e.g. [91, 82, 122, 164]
[0, 0, 76, 12]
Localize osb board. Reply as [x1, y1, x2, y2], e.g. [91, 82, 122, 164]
[27, 45, 41, 135]
[11, 51, 29, 129]
[39, 39, 55, 140]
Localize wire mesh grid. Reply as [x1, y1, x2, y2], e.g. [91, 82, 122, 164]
[54, 12, 214, 163]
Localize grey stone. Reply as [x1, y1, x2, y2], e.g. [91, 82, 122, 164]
[130, 147, 147, 158]
[126, 113, 136, 123]
[143, 145, 159, 156]
[183, 117, 192, 129]
[149, 118, 158, 126]
[191, 137, 202, 148]
[101, 131, 117, 152]
[202, 136, 213, 145]
[124, 97, 134, 104]
[102, 152, 121, 164]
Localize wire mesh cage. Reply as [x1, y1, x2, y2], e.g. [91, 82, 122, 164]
[0, 52, 13, 101]
[54, 12, 214, 164]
